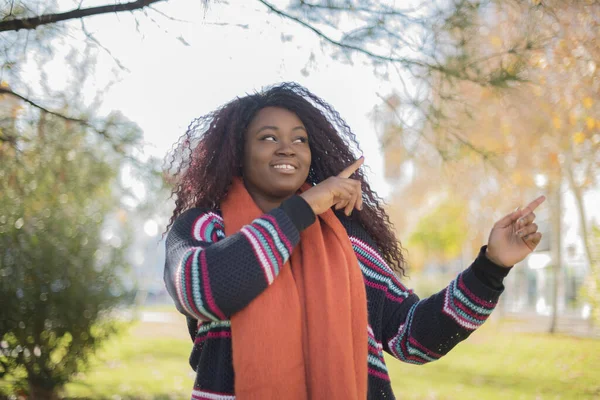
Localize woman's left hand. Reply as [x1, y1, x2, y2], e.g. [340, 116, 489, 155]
[485, 195, 546, 268]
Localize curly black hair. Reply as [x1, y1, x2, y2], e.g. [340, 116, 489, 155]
[165, 82, 406, 275]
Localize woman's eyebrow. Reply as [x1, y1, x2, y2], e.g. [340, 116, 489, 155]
[255, 125, 306, 135]
[255, 125, 278, 135]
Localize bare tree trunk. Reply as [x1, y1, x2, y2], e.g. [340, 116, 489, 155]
[564, 151, 594, 274]
[564, 151, 599, 332]
[549, 180, 562, 334]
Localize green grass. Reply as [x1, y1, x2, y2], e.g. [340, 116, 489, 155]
[6, 313, 598, 399]
[386, 321, 600, 400]
[63, 315, 194, 400]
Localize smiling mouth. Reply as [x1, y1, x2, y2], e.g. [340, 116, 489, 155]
[272, 164, 297, 173]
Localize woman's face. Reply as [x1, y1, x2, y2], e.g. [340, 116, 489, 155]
[242, 107, 312, 205]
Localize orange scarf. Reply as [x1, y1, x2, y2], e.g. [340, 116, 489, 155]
[220, 178, 368, 400]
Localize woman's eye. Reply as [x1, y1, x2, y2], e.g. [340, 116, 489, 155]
[261, 136, 276, 142]
[293, 137, 308, 144]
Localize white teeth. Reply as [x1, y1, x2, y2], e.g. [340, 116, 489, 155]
[274, 164, 295, 170]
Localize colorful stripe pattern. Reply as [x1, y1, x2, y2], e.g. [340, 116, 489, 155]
[239, 215, 293, 285]
[386, 302, 444, 365]
[442, 271, 496, 330]
[367, 324, 389, 381]
[174, 213, 294, 321]
[350, 237, 412, 303]
[166, 208, 506, 400]
[192, 212, 225, 243]
[194, 320, 232, 345]
[387, 270, 498, 365]
[191, 389, 236, 400]
[175, 247, 226, 321]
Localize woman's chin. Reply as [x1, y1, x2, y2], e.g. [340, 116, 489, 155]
[271, 183, 304, 199]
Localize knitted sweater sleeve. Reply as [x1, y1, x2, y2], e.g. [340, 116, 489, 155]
[163, 195, 315, 321]
[340, 214, 510, 365]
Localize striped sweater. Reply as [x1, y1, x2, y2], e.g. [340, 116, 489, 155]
[164, 195, 510, 400]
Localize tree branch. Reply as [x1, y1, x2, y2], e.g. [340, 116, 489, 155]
[1, 87, 95, 130]
[256, 0, 525, 88]
[0, 88, 149, 165]
[0, 0, 166, 32]
[256, 0, 426, 69]
[0, 87, 118, 144]
[81, 20, 130, 72]
[296, 1, 428, 18]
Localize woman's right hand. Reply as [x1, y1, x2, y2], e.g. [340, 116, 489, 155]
[300, 157, 364, 216]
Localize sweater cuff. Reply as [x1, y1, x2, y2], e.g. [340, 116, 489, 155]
[279, 195, 316, 232]
[471, 245, 512, 291]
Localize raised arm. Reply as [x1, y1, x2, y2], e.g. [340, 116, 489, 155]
[163, 196, 315, 321]
[340, 215, 509, 365]
[381, 247, 507, 364]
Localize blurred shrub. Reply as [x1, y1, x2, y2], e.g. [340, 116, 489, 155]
[0, 107, 138, 398]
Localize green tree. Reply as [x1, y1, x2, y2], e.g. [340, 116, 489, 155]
[407, 199, 469, 272]
[0, 91, 143, 400]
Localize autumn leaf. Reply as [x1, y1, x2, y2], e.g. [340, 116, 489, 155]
[573, 132, 586, 144]
[512, 171, 522, 184]
[490, 36, 502, 48]
[569, 112, 578, 125]
[586, 117, 596, 130]
[553, 116, 562, 129]
[583, 97, 593, 109]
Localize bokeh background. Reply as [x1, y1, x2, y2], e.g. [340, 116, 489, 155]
[1, 0, 599, 399]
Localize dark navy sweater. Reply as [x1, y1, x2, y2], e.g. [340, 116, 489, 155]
[164, 195, 509, 399]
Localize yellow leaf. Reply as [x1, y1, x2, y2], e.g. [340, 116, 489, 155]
[569, 112, 578, 125]
[583, 97, 593, 109]
[573, 132, 586, 144]
[490, 36, 502, 49]
[553, 116, 562, 129]
[587, 117, 596, 130]
[512, 171, 522, 184]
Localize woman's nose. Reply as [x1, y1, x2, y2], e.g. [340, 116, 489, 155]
[276, 141, 295, 156]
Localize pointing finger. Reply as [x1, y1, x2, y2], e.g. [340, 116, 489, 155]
[522, 195, 546, 215]
[495, 207, 523, 229]
[338, 156, 364, 179]
[496, 195, 546, 229]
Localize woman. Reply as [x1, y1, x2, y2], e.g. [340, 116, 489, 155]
[163, 82, 544, 400]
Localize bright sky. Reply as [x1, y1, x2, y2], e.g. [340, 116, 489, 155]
[50, 0, 599, 285]
[61, 0, 397, 198]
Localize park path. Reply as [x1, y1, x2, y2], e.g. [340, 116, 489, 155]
[496, 311, 600, 338]
[137, 309, 600, 339]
